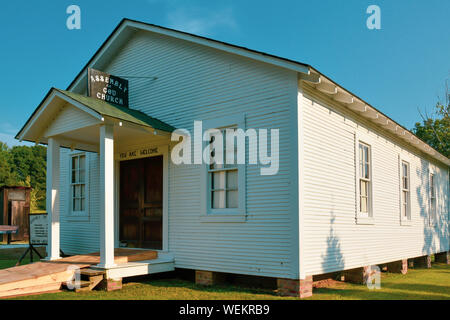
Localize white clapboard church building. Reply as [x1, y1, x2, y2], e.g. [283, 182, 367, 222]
[16, 19, 449, 297]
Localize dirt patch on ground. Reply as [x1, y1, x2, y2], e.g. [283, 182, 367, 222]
[313, 278, 346, 289]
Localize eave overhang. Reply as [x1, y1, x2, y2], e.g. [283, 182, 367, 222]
[299, 68, 450, 166]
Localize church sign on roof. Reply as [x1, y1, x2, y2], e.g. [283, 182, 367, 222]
[88, 68, 129, 108]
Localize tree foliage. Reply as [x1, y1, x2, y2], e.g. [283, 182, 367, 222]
[412, 103, 449, 158]
[0, 142, 47, 210]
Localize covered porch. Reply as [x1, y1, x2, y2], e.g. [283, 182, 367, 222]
[16, 88, 175, 270]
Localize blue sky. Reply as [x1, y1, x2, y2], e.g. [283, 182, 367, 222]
[0, 0, 449, 147]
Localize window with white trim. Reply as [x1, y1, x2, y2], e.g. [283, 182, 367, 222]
[200, 114, 247, 222]
[208, 128, 239, 209]
[429, 173, 436, 224]
[70, 154, 87, 215]
[358, 142, 371, 215]
[401, 160, 410, 220]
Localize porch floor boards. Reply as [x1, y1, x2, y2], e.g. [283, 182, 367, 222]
[0, 248, 158, 298]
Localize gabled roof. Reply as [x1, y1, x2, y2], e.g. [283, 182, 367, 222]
[18, 18, 449, 166]
[15, 88, 175, 144]
[66, 18, 310, 92]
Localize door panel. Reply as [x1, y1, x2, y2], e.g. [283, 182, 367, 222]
[120, 156, 163, 249]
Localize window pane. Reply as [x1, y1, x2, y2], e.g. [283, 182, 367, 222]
[364, 146, 369, 163]
[360, 180, 369, 213]
[73, 199, 81, 211]
[74, 185, 81, 197]
[402, 190, 409, 216]
[79, 156, 85, 170]
[72, 157, 78, 170]
[212, 171, 226, 190]
[227, 190, 238, 208]
[72, 170, 76, 183]
[212, 191, 225, 209]
[79, 170, 85, 183]
[359, 144, 370, 179]
[359, 161, 364, 179]
[430, 175, 435, 197]
[80, 198, 85, 211]
[360, 197, 368, 213]
[359, 145, 364, 162]
[80, 185, 85, 198]
[364, 163, 370, 179]
[360, 180, 368, 197]
[227, 170, 238, 189]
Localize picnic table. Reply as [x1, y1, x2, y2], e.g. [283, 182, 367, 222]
[0, 225, 18, 234]
[0, 225, 19, 245]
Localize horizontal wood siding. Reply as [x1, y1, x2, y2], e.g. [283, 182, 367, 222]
[96, 30, 299, 278]
[44, 104, 99, 138]
[60, 149, 100, 255]
[300, 83, 449, 276]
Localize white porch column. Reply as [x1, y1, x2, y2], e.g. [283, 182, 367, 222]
[46, 138, 60, 260]
[97, 124, 116, 268]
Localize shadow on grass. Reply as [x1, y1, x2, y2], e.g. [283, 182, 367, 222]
[313, 284, 450, 300]
[141, 278, 277, 296]
[383, 282, 450, 295]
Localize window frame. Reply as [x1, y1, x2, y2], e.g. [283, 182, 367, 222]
[67, 152, 90, 221]
[398, 155, 412, 225]
[355, 133, 374, 225]
[200, 114, 247, 223]
[208, 141, 239, 210]
[429, 168, 437, 226]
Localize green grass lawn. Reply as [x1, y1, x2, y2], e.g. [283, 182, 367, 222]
[1, 248, 449, 300]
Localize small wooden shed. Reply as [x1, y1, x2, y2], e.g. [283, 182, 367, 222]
[0, 186, 31, 243]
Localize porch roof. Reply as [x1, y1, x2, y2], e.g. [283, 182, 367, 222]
[53, 89, 175, 132]
[16, 88, 176, 146]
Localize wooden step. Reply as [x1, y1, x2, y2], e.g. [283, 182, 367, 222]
[80, 268, 106, 277]
[64, 280, 91, 289]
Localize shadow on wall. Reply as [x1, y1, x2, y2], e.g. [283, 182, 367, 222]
[416, 159, 449, 256]
[321, 209, 345, 274]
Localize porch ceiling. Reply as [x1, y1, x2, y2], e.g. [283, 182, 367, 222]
[54, 124, 172, 153]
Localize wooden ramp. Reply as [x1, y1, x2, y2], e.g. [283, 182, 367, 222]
[0, 249, 157, 298]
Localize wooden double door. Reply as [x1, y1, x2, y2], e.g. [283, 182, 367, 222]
[120, 156, 163, 249]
